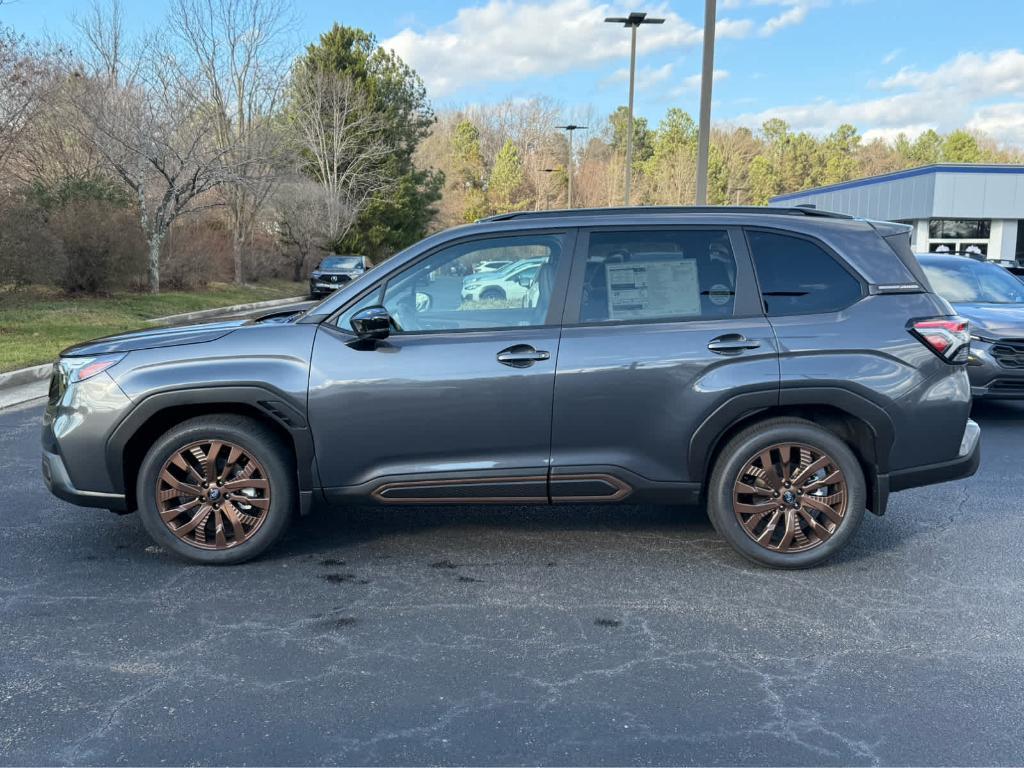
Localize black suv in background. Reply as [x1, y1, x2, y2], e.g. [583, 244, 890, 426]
[309, 254, 371, 298]
[42, 207, 980, 568]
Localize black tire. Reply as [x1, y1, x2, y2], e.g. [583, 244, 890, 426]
[136, 415, 296, 565]
[707, 417, 866, 569]
[479, 287, 505, 302]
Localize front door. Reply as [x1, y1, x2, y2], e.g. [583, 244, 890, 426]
[308, 231, 574, 503]
[549, 226, 779, 501]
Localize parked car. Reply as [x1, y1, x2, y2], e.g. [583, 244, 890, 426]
[42, 206, 979, 568]
[918, 253, 1024, 398]
[308, 255, 371, 298]
[461, 261, 541, 304]
[472, 260, 514, 273]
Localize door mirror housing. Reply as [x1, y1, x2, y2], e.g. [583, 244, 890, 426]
[350, 306, 392, 340]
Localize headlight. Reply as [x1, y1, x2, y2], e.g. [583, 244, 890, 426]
[60, 353, 125, 383]
[970, 334, 994, 343]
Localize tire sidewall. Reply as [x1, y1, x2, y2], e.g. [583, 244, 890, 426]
[709, 422, 866, 569]
[136, 418, 294, 565]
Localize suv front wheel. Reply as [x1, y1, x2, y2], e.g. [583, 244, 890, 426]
[136, 415, 295, 564]
[708, 418, 866, 569]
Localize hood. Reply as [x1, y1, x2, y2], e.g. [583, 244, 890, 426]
[60, 318, 248, 357]
[952, 303, 1024, 338]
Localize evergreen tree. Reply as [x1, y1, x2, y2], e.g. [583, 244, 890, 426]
[488, 139, 527, 212]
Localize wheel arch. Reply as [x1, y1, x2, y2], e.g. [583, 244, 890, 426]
[691, 388, 895, 515]
[107, 386, 318, 514]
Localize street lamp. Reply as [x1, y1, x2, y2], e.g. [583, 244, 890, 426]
[605, 11, 665, 206]
[695, 0, 716, 205]
[556, 124, 587, 209]
[539, 168, 558, 210]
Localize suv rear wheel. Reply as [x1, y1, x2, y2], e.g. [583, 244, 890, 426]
[708, 418, 865, 569]
[136, 415, 295, 564]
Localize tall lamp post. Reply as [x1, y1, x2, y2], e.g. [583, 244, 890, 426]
[605, 11, 664, 206]
[695, 0, 716, 205]
[556, 124, 586, 208]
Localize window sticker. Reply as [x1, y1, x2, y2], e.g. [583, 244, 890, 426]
[605, 259, 701, 319]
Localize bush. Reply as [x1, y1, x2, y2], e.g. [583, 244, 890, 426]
[50, 199, 146, 293]
[162, 219, 232, 290]
[0, 199, 64, 288]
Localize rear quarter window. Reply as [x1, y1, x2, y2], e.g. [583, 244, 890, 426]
[747, 230, 864, 316]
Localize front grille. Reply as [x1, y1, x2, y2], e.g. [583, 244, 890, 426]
[990, 339, 1024, 369]
[989, 379, 1024, 394]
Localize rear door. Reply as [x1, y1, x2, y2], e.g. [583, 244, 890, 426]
[549, 226, 779, 501]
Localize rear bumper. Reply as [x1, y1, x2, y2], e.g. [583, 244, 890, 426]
[42, 448, 127, 511]
[888, 419, 981, 493]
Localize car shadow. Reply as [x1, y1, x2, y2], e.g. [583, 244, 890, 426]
[971, 398, 1024, 423]
[270, 502, 713, 559]
[265, 499, 894, 569]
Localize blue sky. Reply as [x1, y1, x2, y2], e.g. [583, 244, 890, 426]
[9, 0, 1024, 144]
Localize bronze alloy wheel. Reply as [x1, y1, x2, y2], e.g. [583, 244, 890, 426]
[155, 439, 271, 550]
[732, 442, 848, 554]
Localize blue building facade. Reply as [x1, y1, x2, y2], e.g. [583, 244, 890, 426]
[770, 164, 1024, 264]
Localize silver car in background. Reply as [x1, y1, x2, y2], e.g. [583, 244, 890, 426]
[919, 253, 1024, 399]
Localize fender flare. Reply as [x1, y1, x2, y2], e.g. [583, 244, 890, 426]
[105, 385, 318, 500]
[689, 385, 896, 480]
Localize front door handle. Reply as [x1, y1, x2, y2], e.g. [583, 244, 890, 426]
[497, 344, 550, 368]
[708, 334, 761, 355]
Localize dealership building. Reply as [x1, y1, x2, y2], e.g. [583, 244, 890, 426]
[771, 164, 1024, 263]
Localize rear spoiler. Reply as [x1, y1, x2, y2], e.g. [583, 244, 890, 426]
[867, 220, 933, 292]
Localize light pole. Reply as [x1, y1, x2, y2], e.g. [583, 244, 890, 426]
[556, 124, 586, 208]
[695, 0, 716, 205]
[539, 168, 557, 210]
[605, 11, 664, 206]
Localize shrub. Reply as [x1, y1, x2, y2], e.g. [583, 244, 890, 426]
[163, 219, 236, 290]
[50, 199, 146, 293]
[0, 199, 64, 288]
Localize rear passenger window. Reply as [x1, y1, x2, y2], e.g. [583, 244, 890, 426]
[578, 230, 737, 323]
[747, 231, 863, 316]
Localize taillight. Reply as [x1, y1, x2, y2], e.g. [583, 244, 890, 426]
[909, 317, 970, 363]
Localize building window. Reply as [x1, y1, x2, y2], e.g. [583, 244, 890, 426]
[930, 242, 987, 256]
[929, 219, 991, 239]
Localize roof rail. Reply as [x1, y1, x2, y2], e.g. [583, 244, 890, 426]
[478, 205, 852, 223]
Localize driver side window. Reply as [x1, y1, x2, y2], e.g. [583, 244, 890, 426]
[353, 234, 565, 333]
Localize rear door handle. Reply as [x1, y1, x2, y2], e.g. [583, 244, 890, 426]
[497, 344, 550, 368]
[708, 334, 761, 355]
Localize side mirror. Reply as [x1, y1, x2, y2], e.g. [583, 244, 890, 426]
[350, 306, 392, 340]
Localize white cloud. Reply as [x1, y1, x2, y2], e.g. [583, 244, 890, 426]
[882, 48, 902, 65]
[670, 69, 731, 97]
[742, 0, 829, 37]
[736, 48, 1024, 145]
[381, 0, 757, 99]
[968, 102, 1024, 145]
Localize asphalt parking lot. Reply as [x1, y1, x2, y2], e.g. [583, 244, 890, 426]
[2, 399, 1024, 766]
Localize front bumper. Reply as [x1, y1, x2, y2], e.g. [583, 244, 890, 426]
[888, 419, 981, 493]
[42, 448, 127, 510]
[968, 339, 1024, 398]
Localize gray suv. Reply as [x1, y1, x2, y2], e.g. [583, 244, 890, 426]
[42, 207, 981, 568]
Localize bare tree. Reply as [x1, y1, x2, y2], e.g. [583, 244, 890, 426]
[0, 28, 52, 181]
[273, 175, 333, 281]
[167, 0, 293, 284]
[69, 1, 238, 292]
[287, 66, 393, 249]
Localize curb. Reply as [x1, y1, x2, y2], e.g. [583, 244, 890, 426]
[0, 363, 51, 389]
[143, 295, 307, 326]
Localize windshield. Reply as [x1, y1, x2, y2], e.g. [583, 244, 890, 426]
[320, 256, 362, 270]
[921, 260, 1024, 304]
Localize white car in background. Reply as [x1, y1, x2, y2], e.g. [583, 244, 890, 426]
[472, 260, 514, 273]
[461, 261, 542, 304]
